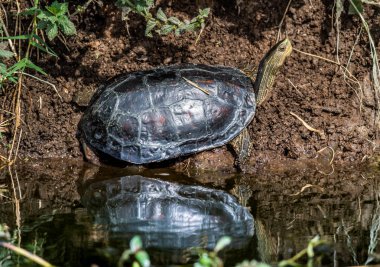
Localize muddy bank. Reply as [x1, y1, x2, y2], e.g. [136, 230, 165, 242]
[1, 0, 380, 170]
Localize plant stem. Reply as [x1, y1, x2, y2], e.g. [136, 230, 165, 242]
[0, 242, 55, 267]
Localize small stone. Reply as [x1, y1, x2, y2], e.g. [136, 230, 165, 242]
[164, 57, 173, 64]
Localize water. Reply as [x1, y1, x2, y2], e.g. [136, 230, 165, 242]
[1, 159, 380, 266]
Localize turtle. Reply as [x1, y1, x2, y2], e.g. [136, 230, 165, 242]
[78, 38, 292, 168]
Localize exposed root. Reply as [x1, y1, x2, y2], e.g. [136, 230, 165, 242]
[293, 48, 361, 89]
[362, 138, 379, 162]
[314, 146, 335, 175]
[290, 111, 325, 138]
[17, 72, 62, 100]
[289, 183, 324, 196]
[317, 162, 335, 175]
[317, 146, 335, 165]
[317, 204, 327, 218]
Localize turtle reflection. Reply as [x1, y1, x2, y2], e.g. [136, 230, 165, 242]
[81, 175, 254, 264]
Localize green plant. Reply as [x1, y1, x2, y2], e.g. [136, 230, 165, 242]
[348, 0, 364, 14]
[0, 0, 77, 87]
[116, 0, 210, 37]
[0, 44, 16, 86]
[23, 1, 76, 41]
[278, 236, 328, 267]
[194, 236, 231, 267]
[0, 0, 77, 164]
[0, 224, 54, 267]
[118, 236, 151, 267]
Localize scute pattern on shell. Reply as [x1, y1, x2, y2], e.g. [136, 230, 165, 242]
[78, 64, 256, 164]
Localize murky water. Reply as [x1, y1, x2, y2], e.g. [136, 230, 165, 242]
[1, 160, 380, 266]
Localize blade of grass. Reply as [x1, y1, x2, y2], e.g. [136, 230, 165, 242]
[348, 0, 380, 119]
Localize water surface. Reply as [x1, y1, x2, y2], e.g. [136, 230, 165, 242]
[0, 160, 379, 266]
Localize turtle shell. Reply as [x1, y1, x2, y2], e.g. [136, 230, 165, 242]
[78, 64, 256, 164]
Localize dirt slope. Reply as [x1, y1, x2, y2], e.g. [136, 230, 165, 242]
[2, 0, 380, 171]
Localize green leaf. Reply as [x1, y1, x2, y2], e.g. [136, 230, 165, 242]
[179, 22, 197, 32]
[46, 5, 59, 15]
[37, 20, 49, 30]
[0, 63, 7, 75]
[159, 24, 174, 35]
[214, 236, 231, 253]
[0, 35, 31, 40]
[0, 49, 14, 58]
[168, 16, 181, 26]
[57, 1, 69, 15]
[118, 250, 132, 265]
[59, 16, 77, 36]
[24, 59, 47, 75]
[145, 18, 157, 37]
[20, 7, 40, 16]
[38, 11, 57, 23]
[135, 3, 147, 14]
[130, 236, 142, 253]
[156, 8, 167, 22]
[199, 8, 210, 18]
[46, 23, 58, 41]
[135, 250, 150, 267]
[31, 34, 58, 57]
[174, 28, 181, 36]
[145, 0, 154, 9]
[46, 1, 68, 16]
[116, 0, 135, 9]
[199, 253, 213, 265]
[7, 59, 27, 75]
[348, 0, 363, 14]
[30, 41, 57, 57]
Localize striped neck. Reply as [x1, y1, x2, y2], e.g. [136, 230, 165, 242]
[252, 39, 292, 106]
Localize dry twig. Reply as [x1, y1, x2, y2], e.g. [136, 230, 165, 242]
[183, 77, 210, 95]
[276, 0, 292, 42]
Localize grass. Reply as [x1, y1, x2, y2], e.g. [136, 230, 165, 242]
[0, 0, 77, 167]
[335, 0, 380, 117]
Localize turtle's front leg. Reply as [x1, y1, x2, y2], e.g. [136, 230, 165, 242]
[229, 128, 252, 171]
